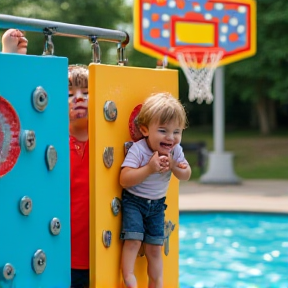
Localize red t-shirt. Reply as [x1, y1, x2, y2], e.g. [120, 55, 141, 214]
[70, 136, 89, 269]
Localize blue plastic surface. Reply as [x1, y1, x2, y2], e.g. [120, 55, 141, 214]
[0, 53, 70, 288]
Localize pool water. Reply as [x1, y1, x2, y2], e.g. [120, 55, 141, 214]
[179, 212, 288, 288]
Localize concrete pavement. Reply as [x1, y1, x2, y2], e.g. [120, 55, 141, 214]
[179, 180, 288, 213]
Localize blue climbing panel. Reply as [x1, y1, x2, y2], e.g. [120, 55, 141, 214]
[0, 53, 70, 288]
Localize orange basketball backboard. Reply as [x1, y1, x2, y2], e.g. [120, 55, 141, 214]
[134, 0, 256, 66]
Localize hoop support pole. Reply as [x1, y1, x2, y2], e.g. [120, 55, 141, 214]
[200, 67, 241, 184]
[214, 66, 224, 153]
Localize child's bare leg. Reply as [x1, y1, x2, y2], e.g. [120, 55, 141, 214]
[121, 239, 142, 288]
[144, 244, 163, 288]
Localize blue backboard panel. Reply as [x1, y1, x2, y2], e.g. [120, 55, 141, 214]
[0, 53, 70, 288]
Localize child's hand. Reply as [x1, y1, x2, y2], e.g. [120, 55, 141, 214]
[2, 29, 28, 54]
[177, 162, 188, 169]
[159, 154, 170, 173]
[168, 154, 188, 171]
[167, 154, 191, 180]
[148, 152, 169, 174]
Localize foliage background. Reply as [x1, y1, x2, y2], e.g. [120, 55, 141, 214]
[1, 0, 287, 136]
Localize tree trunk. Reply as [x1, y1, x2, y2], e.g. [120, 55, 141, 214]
[250, 106, 258, 128]
[267, 98, 278, 131]
[255, 97, 270, 135]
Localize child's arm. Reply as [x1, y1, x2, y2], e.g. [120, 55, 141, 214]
[168, 153, 192, 181]
[120, 165, 153, 188]
[120, 151, 163, 188]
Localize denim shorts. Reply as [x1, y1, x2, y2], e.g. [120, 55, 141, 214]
[120, 190, 167, 245]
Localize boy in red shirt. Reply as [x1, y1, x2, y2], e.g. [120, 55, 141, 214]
[68, 65, 90, 288]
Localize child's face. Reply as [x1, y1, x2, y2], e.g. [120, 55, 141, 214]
[68, 85, 88, 124]
[141, 120, 183, 155]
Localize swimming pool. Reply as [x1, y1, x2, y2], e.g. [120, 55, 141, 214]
[179, 212, 288, 288]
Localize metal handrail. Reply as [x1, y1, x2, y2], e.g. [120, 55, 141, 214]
[0, 14, 129, 63]
[0, 14, 129, 45]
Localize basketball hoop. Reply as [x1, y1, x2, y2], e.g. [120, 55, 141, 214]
[177, 48, 224, 104]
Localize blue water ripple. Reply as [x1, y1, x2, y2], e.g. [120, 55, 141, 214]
[179, 212, 288, 288]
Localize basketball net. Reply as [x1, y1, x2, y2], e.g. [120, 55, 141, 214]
[177, 48, 223, 104]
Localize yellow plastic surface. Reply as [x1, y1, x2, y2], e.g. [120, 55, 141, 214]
[89, 64, 180, 288]
[176, 22, 215, 45]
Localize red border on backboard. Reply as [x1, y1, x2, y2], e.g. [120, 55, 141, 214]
[136, 0, 256, 66]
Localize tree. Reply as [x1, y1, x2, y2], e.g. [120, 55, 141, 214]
[0, 0, 131, 64]
[225, 0, 288, 134]
[125, 0, 288, 133]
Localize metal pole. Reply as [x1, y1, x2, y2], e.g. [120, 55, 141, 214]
[214, 66, 224, 153]
[0, 14, 129, 45]
[200, 66, 241, 184]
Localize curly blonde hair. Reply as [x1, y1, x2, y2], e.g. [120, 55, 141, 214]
[137, 92, 188, 129]
[68, 65, 88, 88]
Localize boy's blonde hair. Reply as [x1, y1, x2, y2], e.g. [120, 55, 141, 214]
[137, 92, 188, 129]
[68, 65, 88, 88]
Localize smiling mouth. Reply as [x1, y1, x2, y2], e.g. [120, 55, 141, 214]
[73, 105, 87, 110]
[160, 142, 173, 149]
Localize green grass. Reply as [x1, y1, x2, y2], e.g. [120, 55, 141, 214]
[182, 128, 288, 180]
